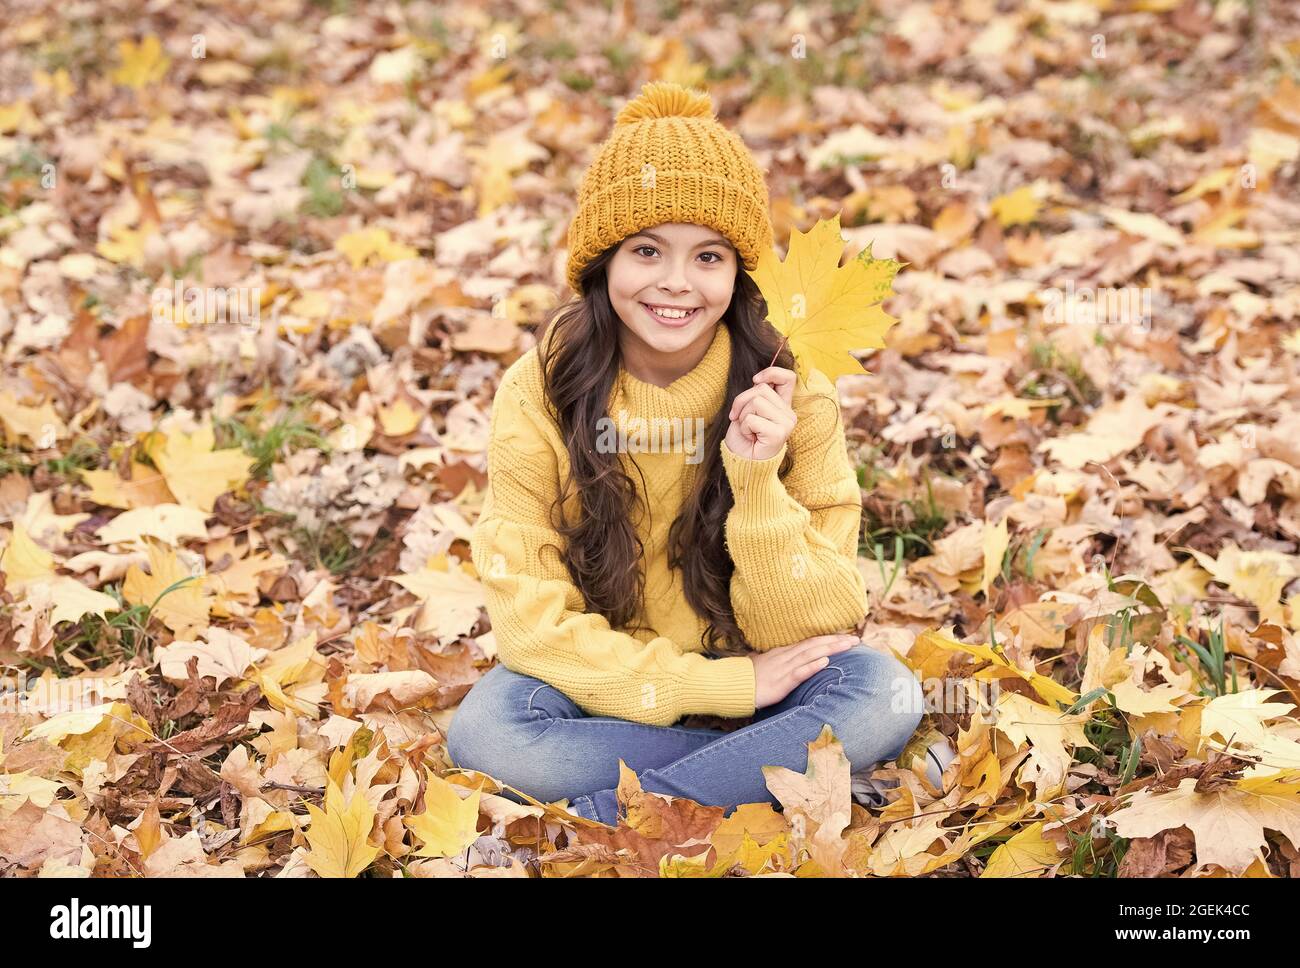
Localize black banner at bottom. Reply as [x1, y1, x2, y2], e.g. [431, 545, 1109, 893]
[4, 872, 1284, 954]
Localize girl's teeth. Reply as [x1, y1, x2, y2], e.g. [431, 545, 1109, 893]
[648, 306, 695, 318]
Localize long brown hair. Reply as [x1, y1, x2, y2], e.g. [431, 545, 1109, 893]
[531, 242, 861, 658]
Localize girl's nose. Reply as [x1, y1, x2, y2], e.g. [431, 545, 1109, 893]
[659, 268, 691, 292]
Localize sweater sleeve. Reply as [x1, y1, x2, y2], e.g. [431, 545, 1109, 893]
[719, 369, 869, 651]
[470, 370, 756, 726]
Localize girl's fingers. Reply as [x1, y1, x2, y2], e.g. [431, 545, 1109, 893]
[733, 392, 790, 433]
[790, 643, 855, 680]
[794, 656, 831, 679]
[742, 393, 793, 424]
[778, 634, 858, 664]
[752, 367, 797, 407]
[739, 409, 794, 446]
[740, 413, 782, 440]
[751, 383, 786, 414]
[728, 382, 785, 420]
[800, 635, 858, 657]
[730, 368, 796, 418]
[752, 367, 796, 387]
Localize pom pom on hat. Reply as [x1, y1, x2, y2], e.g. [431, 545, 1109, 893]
[615, 81, 715, 125]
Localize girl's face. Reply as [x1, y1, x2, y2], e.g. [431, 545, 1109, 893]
[606, 222, 737, 376]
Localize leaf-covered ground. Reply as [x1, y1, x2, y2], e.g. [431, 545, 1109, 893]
[2, 0, 1300, 877]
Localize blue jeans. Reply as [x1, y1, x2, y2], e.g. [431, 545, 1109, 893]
[445, 645, 925, 826]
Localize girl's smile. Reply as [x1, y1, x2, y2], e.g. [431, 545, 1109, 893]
[607, 222, 738, 387]
[640, 302, 702, 328]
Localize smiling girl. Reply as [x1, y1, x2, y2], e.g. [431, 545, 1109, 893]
[447, 81, 925, 826]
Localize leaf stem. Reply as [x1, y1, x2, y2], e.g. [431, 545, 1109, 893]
[750, 335, 789, 460]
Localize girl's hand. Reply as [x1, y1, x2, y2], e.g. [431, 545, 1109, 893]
[748, 633, 861, 709]
[724, 366, 797, 461]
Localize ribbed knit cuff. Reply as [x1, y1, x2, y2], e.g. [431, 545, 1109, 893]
[720, 439, 791, 517]
[678, 655, 756, 719]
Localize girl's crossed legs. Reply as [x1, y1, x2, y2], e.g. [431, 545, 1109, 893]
[445, 645, 925, 826]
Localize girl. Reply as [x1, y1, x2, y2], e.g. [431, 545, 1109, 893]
[447, 81, 926, 826]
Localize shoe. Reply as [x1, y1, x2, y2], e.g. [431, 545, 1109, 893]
[921, 736, 957, 788]
[849, 736, 958, 807]
[850, 767, 896, 808]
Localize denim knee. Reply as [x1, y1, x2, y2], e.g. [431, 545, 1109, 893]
[821, 646, 925, 771]
[444, 664, 595, 803]
[444, 693, 479, 770]
[444, 702, 476, 770]
[445, 664, 538, 771]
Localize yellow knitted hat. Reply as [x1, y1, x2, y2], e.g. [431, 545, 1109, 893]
[564, 81, 775, 296]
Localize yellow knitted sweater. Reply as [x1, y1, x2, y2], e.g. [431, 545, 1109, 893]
[469, 322, 869, 727]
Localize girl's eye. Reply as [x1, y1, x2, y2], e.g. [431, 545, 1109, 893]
[632, 245, 723, 263]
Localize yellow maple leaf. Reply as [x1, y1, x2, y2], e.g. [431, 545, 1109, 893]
[24, 701, 128, 744]
[121, 538, 211, 638]
[708, 803, 791, 875]
[403, 769, 484, 858]
[1185, 544, 1297, 626]
[1099, 205, 1184, 247]
[473, 156, 516, 217]
[111, 35, 171, 90]
[94, 505, 209, 549]
[33, 67, 76, 102]
[206, 547, 287, 613]
[24, 700, 154, 776]
[866, 800, 1028, 877]
[980, 514, 1009, 598]
[748, 214, 903, 386]
[1110, 677, 1186, 716]
[659, 851, 720, 877]
[989, 185, 1042, 227]
[761, 724, 854, 876]
[377, 398, 421, 437]
[0, 771, 63, 819]
[0, 101, 41, 136]
[261, 632, 323, 687]
[1109, 777, 1300, 875]
[1200, 688, 1294, 747]
[25, 696, 154, 774]
[1237, 769, 1300, 796]
[1171, 166, 1238, 204]
[304, 779, 383, 878]
[916, 630, 1077, 708]
[0, 390, 66, 449]
[140, 421, 256, 513]
[95, 222, 153, 268]
[334, 227, 417, 269]
[45, 576, 120, 627]
[0, 522, 55, 586]
[388, 556, 485, 638]
[980, 820, 1063, 877]
[247, 630, 326, 717]
[993, 692, 1095, 796]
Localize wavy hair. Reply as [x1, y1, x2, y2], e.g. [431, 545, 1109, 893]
[531, 242, 862, 658]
